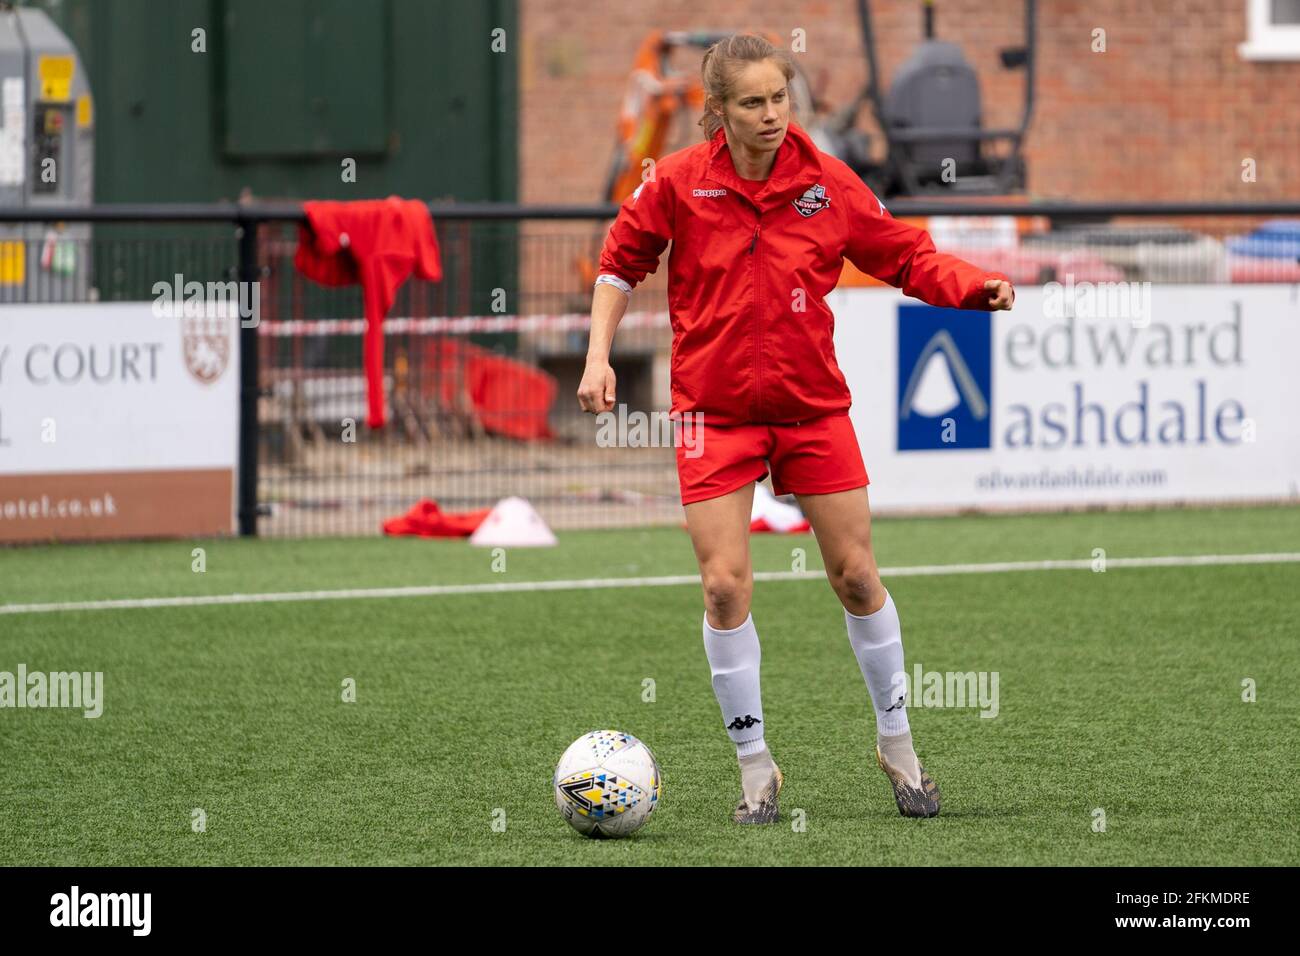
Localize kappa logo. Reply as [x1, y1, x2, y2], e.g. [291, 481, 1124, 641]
[692, 188, 727, 198]
[727, 714, 762, 730]
[792, 183, 831, 218]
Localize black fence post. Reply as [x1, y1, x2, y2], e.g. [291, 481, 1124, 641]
[236, 215, 260, 537]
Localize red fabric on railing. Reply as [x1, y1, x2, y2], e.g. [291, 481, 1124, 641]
[295, 197, 443, 428]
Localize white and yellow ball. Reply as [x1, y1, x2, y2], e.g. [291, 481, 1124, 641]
[553, 730, 662, 838]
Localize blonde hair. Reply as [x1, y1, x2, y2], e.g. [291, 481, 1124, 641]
[698, 34, 796, 140]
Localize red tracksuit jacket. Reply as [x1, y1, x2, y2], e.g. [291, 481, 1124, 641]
[597, 121, 1008, 425]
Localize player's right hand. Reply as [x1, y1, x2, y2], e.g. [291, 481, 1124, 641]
[577, 361, 617, 414]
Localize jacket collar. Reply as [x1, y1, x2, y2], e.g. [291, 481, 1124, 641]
[705, 120, 824, 208]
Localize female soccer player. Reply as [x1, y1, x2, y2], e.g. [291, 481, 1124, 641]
[578, 34, 1014, 824]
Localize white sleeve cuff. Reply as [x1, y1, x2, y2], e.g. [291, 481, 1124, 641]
[594, 273, 632, 296]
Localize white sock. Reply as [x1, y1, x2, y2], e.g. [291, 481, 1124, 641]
[702, 611, 766, 757]
[844, 590, 910, 737]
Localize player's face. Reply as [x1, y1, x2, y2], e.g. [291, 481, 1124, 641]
[720, 59, 789, 155]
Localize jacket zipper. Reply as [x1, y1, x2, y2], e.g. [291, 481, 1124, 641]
[748, 220, 762, 419]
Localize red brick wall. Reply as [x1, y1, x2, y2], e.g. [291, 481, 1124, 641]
[519, 0, 1300, 203]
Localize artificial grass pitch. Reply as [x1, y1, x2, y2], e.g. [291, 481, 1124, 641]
[0, 505, 1297, 866]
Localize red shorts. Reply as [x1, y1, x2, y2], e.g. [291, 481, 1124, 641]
[675, 412, 869, 505]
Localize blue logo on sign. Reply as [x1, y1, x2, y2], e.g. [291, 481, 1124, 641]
[897, 304, 992, 451]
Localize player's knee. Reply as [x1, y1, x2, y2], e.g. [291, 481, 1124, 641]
[836, 558, 881, 605]
[701, 567, 751, 623]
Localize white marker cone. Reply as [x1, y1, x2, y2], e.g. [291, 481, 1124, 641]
[469, 496, 558, 547]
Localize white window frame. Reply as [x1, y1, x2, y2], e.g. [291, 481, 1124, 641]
[1239, 0, 1300, 60]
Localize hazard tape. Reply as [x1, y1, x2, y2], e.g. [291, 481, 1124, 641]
[258, 311, 671, 336]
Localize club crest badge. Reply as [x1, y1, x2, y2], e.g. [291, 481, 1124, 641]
[792, 183, 831, 218]
[182, 313, 232, 385]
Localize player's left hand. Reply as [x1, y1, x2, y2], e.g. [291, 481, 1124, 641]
[984, 278, 1015, 310]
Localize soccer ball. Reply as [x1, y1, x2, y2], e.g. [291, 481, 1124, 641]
[553, 730, 662, 838]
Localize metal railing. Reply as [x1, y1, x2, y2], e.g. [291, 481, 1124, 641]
[2, 200, 1298, 538]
